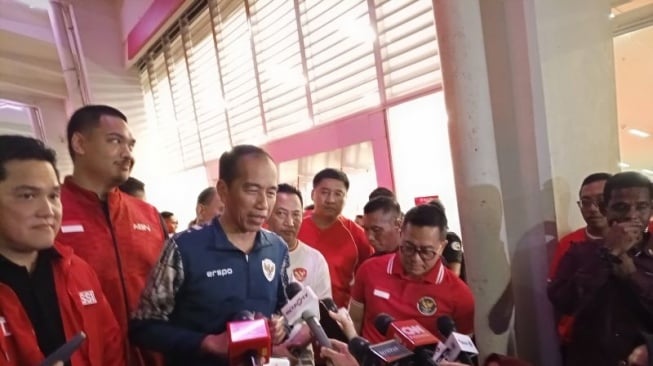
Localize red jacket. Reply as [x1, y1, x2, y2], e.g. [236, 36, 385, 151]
[0, 244, 124, 365]
[57, 177, 165, 366]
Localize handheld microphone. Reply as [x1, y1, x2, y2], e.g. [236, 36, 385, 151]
[227, 310, 271, 366]
[375, 314, 438, 365]
[348, 336, 414, 365]
[433, 315, 477, 365]
[375, 313, 439, 350]
[283, 282, 332, 349]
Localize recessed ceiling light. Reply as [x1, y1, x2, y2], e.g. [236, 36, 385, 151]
[609, 12, 616, 19]
[618, 162, 630, 168]
[628, 128, 650, 138]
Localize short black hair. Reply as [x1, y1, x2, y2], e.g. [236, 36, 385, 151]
[603, 171, 653, 203]
[427, 199, 446, 213]
[160, 211, 174, 219]
[0, 135, 59, 181]
[579, 172, 612, 195]
[364, 196, 401, 216]
[403, 204, 448, 238]
[369, 187, 395, 201]
[118, 177, 145, 196]
[313, 168, 349, 190]
[305, 204, 314, 211]
[197, 187, 217, 205]
[277, 183, 303, 206]
[219, 145, 273, 186]
[66, 105, 127, 159]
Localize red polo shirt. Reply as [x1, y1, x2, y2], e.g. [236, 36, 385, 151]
[298, 216, 373, 307]
[351, 253, 474, 343]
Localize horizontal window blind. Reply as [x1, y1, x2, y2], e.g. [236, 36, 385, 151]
[137, 0, 442, 173]
[250, 0, 311, 140]
[213, 0, 264, 145]
[185, 8, 231, 161]
[375, 0, 441, 98]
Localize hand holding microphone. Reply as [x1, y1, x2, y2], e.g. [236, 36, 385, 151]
[226, 310, 272, 366]
[328, 307, 358, 340]
[320, 339, 360, 366]
[282, 282, 332, 350]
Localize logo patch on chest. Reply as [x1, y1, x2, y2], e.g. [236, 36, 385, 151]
[262, 258, 276, 282]
[79, 290, 97, 306]
[292, 268, 307, 282]
[0, 316, 11, 336]
[133, 223, 151, 232]
[417, 296, 437, 316]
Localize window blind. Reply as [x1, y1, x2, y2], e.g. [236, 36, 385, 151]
[136, 0, 443, 173]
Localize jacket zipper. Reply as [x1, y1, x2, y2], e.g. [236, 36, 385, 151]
[101, 201, 132, 366]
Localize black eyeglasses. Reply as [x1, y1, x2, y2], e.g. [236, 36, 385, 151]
[399, 244, 438, 261]
[577, 198, 603, 210]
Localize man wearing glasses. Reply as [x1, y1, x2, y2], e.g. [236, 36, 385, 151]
[349, 204, 474, 342]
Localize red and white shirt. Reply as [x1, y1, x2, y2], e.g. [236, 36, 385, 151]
[287, 240, 332, 300]
[351, 253, 474, 343]
[298, 216, 373, 308]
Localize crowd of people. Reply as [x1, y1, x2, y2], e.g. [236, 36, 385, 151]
[0, 104, 651, 366]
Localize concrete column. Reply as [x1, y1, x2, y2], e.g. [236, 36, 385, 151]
[434, 0, 620, 365]
[432, 1, 513, 361]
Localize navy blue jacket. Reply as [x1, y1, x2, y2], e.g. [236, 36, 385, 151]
[129, 218, 290, 366]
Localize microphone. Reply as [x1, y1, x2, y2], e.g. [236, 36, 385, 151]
[375, 314, 438, 365]
[348, 336, 414, 365]
[320, 298, 339, 313]
[227, 310, 271, 366]
[433, 315, 478, 365]
[282, 282, 332, 349]
[375, 313, 439, 350]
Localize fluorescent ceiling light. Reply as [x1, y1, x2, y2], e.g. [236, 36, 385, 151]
[628, 128, 650, 138]
[0, 103, 25, 111]
[618, 162, 630, 168]
[15, 0, 50, 10]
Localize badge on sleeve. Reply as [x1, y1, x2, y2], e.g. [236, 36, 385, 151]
[417, 296, 437, 316]
[262, 258, 276, 282]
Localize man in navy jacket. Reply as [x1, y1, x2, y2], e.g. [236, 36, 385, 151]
[130, 145, 289, 366]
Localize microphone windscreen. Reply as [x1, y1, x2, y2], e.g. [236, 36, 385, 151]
[285, 282, 303, 299]
[373, 313, 394, 336]
[347, 336, 370, 362]
[320, 298, 338, 313]
[436, 315, 456, 338]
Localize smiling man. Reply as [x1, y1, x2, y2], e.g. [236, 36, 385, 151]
[0, 135, 123, 365]
[349, 204, 474, 343]
[55, 105, 166, 366]
[130, 145, 290, 366]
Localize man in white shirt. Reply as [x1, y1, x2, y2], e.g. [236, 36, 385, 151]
[268, 183, 331, 299]
[267, 183, 332, 365]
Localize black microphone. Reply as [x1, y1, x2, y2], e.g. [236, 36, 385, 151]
[374, 314, 437, 365]
[348, 336, 414, 365]
[435, 315, 476, 365]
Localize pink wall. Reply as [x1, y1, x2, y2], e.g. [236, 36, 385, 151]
[263, 111, 394, 190]
[125, 0, 186, 60]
